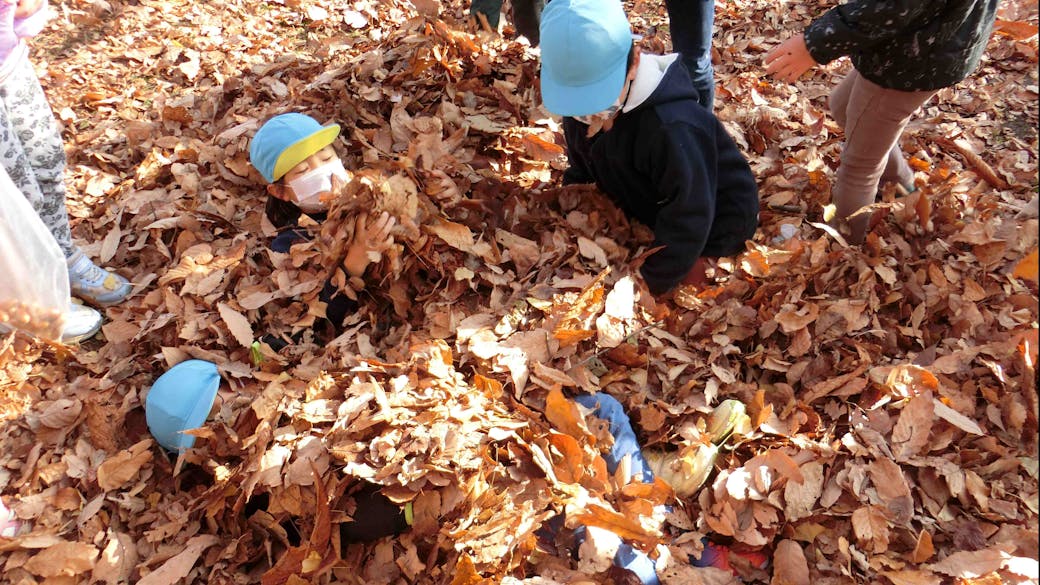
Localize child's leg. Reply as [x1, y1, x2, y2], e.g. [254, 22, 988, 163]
[510, 0, 544, 45]
[573, 393, 662, 585]
[831, 71, 935, 242]
[663, 0, 715, 109]
[573, 392, 654, 484]
[1, 54, 131, 305]
[0, 53, 74, 257]
[470, 0, 504, 29]
[829, 70, 921, 191]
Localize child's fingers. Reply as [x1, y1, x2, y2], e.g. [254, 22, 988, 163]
[354, 213, 369, 239]
[374, 213, 395, 235]
[765, 56, 792, 78]
[765, 36, 795, 64]
[766, 58, 805, 83]
[764, 45, 783, 65]
[764, 57, 784, 76]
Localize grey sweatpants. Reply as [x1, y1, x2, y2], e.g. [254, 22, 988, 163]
[0, 51, 74, 256]
[829, 69, 937, 244]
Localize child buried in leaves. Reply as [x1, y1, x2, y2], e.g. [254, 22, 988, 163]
[249, 113, 427, 347]
[314, 394, 759, 582]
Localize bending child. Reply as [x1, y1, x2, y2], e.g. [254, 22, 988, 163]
[764, 0, 999, 243]
[538, 0, 759, 296]
[248, 113, 396, 336]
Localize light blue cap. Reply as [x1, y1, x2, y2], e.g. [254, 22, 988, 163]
[249, 113, 341, 183]
[539, 0, 632, 117]
[145, 359, 221, 452]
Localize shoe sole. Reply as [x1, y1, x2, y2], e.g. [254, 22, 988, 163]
[61, 319, 103, 344]
[70, 286, 133, 308]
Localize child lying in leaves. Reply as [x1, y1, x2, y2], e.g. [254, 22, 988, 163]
[322, 392, 767, 583]
[248, 113, 397, 339]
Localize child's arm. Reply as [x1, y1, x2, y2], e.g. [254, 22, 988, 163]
[802, 1, 935, 65]
[640, 127, 718, 295]
[14, 0, 42, 18]
[561, 117, 596, 185]
[342, 211, 396, 278]
[0, 3, 17, 57]
[12, 0, 47, 38]
[765, 0, 934, 81]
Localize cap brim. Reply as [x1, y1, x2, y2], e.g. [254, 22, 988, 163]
[272, 124, 341, 182]
[541, 57, 628, 117]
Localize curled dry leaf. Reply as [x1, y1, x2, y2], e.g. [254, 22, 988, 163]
[38, 398, 82, 429]
[23, 541, 99, 578]
[770, 539, 810, 585]
[96, 440, 153, 491]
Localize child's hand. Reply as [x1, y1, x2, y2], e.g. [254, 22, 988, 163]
[342, 212, 396, 277]
[14, 0, 44, 18]
[765, 35, 818, 83]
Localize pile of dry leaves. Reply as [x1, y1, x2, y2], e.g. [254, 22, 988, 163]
[1, 0, 1038, 583]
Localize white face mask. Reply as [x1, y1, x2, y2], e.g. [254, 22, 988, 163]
[287, 159, 348, 212]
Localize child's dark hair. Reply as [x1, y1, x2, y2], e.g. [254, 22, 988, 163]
[265, 194, 302, 229]
[626, 41, 636, 71]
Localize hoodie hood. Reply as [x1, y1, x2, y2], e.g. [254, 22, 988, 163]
[623, 53, 701, 113]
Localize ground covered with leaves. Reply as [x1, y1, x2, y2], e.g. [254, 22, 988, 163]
[1, 0, 1038, 583]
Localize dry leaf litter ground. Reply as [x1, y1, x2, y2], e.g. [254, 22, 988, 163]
[0, 0, 1038, 583]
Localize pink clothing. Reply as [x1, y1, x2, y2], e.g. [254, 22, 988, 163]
[1, 1, 49, 74]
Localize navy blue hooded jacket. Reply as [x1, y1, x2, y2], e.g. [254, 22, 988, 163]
[562, 59, 759, 294]
[265, 198, 357, 331]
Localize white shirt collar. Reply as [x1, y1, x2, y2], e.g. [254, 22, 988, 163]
[622, 53, 680, 113]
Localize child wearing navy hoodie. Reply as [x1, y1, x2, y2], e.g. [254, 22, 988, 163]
[540, 0, 759, 296]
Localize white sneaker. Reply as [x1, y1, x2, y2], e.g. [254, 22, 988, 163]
[61, 303, 103, 344]
[644, 445, 719, 498]
[1, 498, 20, 538]
[67, 249, 132, 306]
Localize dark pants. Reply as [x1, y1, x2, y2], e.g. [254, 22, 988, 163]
[471, 0, 544, 45]
[663, 0, 716, 109]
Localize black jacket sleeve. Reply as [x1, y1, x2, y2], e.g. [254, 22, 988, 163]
[266, 214, 357, 333]
[640, 123, 718, 295]
[804, 1, 934, 64]
[561, 117, 596, 185]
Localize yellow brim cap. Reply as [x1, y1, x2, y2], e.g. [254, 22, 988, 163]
[272, 124, 342, 182]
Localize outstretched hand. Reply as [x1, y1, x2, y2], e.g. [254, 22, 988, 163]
[764, 35, 818, 84]
[343, 211, 397, 277]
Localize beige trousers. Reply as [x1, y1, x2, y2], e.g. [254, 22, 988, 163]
[829, 70, 937, 243]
